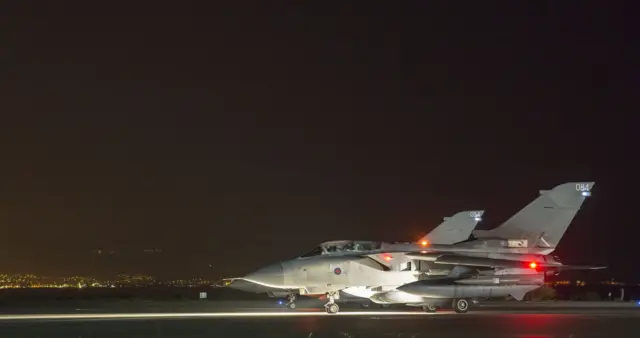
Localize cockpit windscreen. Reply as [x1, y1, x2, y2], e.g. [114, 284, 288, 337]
[300, 246, 324, 258]
[298, 241, 381, 258]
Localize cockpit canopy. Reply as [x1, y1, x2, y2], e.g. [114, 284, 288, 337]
[299, 240, 382, 258]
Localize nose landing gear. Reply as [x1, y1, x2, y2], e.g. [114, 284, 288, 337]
[326, 303, 340, 314]
[324, 292, 340, 314]
[285, 294, 296, 309]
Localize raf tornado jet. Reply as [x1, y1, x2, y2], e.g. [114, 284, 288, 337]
[226, 182, 602, 314]
[225, 209, 484, 309]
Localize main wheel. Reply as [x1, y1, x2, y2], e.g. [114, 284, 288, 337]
[326, 303, 340, 314]
[360, 302, 370, 308]
[422, 304, 438, 313]
[452, 299, 470, 313]
[286, 302, 296, 309]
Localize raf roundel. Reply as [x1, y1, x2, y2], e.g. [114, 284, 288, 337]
[333, 267, 342, 275]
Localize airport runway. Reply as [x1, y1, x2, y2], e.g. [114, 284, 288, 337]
[0, 301, 639, 337]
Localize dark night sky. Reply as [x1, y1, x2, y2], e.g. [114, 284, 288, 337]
[1, 2, 637, 280]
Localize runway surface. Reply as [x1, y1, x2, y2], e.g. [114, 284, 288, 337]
[0, 301, 638, 337]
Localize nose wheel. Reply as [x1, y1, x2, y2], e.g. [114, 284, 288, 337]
[324, 292, 340, 314]
[285, 294, 296, 309]
[325, 303, 340, 314]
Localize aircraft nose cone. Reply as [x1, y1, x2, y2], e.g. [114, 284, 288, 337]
[244, 263, 285, 287]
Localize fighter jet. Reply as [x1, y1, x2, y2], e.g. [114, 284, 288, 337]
[225, 210, 484, 309]
[226, 182, 602, 314]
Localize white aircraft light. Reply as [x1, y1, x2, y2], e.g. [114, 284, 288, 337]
[581, 191, 591, 197]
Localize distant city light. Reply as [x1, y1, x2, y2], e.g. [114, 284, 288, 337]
[0, 273, 213, 289]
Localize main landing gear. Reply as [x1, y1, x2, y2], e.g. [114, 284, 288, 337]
[452, 298, 470, 313]
[324, 292, 340, 314]
[285, 294, 296, 309]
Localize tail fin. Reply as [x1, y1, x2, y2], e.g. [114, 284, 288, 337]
[473, 182, 594, 251]
[421, 210, 484, 245]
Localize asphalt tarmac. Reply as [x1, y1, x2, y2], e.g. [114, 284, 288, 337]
[0, 301, 638, 337]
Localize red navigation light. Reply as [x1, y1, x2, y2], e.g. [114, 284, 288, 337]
[420, 240, 428, 247]
[529, 262, 537, 269]
[383, 254, 392, 261]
